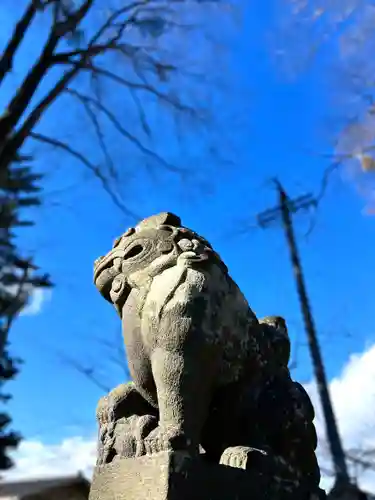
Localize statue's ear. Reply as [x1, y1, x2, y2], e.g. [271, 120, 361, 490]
[137, 212, 181, 230]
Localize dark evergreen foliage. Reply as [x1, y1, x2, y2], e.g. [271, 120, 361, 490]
[0, 155, 52, 471]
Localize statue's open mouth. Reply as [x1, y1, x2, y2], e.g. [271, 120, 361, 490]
[94, 249, 130, 303]
[94, 249, 127, 282]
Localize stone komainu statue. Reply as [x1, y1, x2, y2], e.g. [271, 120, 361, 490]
[93, 212, 320, 493]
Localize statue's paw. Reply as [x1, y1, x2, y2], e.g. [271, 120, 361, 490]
[114, 414, 158, 458]
[96, 382, 136, 424]
[99, 414, 159, 463]
[97, 382, 156, 425]
[219, 446, 268, 470]
[144, 425, 195, 455]
[134, 415, 158, 457]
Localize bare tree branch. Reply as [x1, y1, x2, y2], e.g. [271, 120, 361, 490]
[0, 1, 202, 184]
[53, 0, 94, 39]
[0, 1, 38, 85]
[0, 0, 95, 146]
[29, 131, 140, 219]
[86, 1, 149, 47]
[275, 1, 375, 212]
[87, 64, 197, 115]
[0, 1, 124, 159]
[94, 66, 197, 114]
[0, 0, 233, 226]
[346, 449, 375, 473]
[0, 32, 59, 142]
[65, 87, 184, 174]
[54, 348, 111, 393]
[51, 2, 154, 64]
[0, 64, 81, 175]
[52, 40, 196, 118]
[129, 88, 152, 137]
[91, 333, 129, 380]
[66, 84, 118, 180]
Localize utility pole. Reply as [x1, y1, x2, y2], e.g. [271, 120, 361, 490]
[257, 179, 350, 489]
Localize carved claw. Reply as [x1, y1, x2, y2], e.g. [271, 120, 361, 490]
[113, 414, 158, 459]
[96, 382, 160, 464]
[97, 381, 156, 426]
[96, 382, 135, 425]
[143, 425, 196, 456]
[134, 415, 159, 457]
[219, 446, 268, 470]
[220, 445, 304, 485]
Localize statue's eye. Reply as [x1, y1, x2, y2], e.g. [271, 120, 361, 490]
[113, 228, 136, 248]
[124, 244, 144, 260]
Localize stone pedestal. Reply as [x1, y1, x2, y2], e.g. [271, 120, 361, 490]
[89, 451, 321, 500]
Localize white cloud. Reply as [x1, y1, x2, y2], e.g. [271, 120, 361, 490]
[5, 437, 97, 480]
[3, 344, 375, 493]
[1, 280, 52, 318]
[306, 342, 375, 493]
[20, 289, 52, 317]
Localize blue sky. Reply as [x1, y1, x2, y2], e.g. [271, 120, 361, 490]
[2, 0, 375, 455]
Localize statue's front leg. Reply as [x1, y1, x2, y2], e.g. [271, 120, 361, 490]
[143, 334, 220, 457]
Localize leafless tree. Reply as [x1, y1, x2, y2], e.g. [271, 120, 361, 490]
[0, 1, 240, 455]
[272, 0, 375, 214]
[0, 0, 236, 218]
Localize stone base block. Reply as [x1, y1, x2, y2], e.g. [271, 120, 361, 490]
[89, 451, 323, 500]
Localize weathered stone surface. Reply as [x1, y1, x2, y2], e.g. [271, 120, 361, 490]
[89, 451, 322, 500]
[91, 212, 323, 499]
[93, 212, 265, 457]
